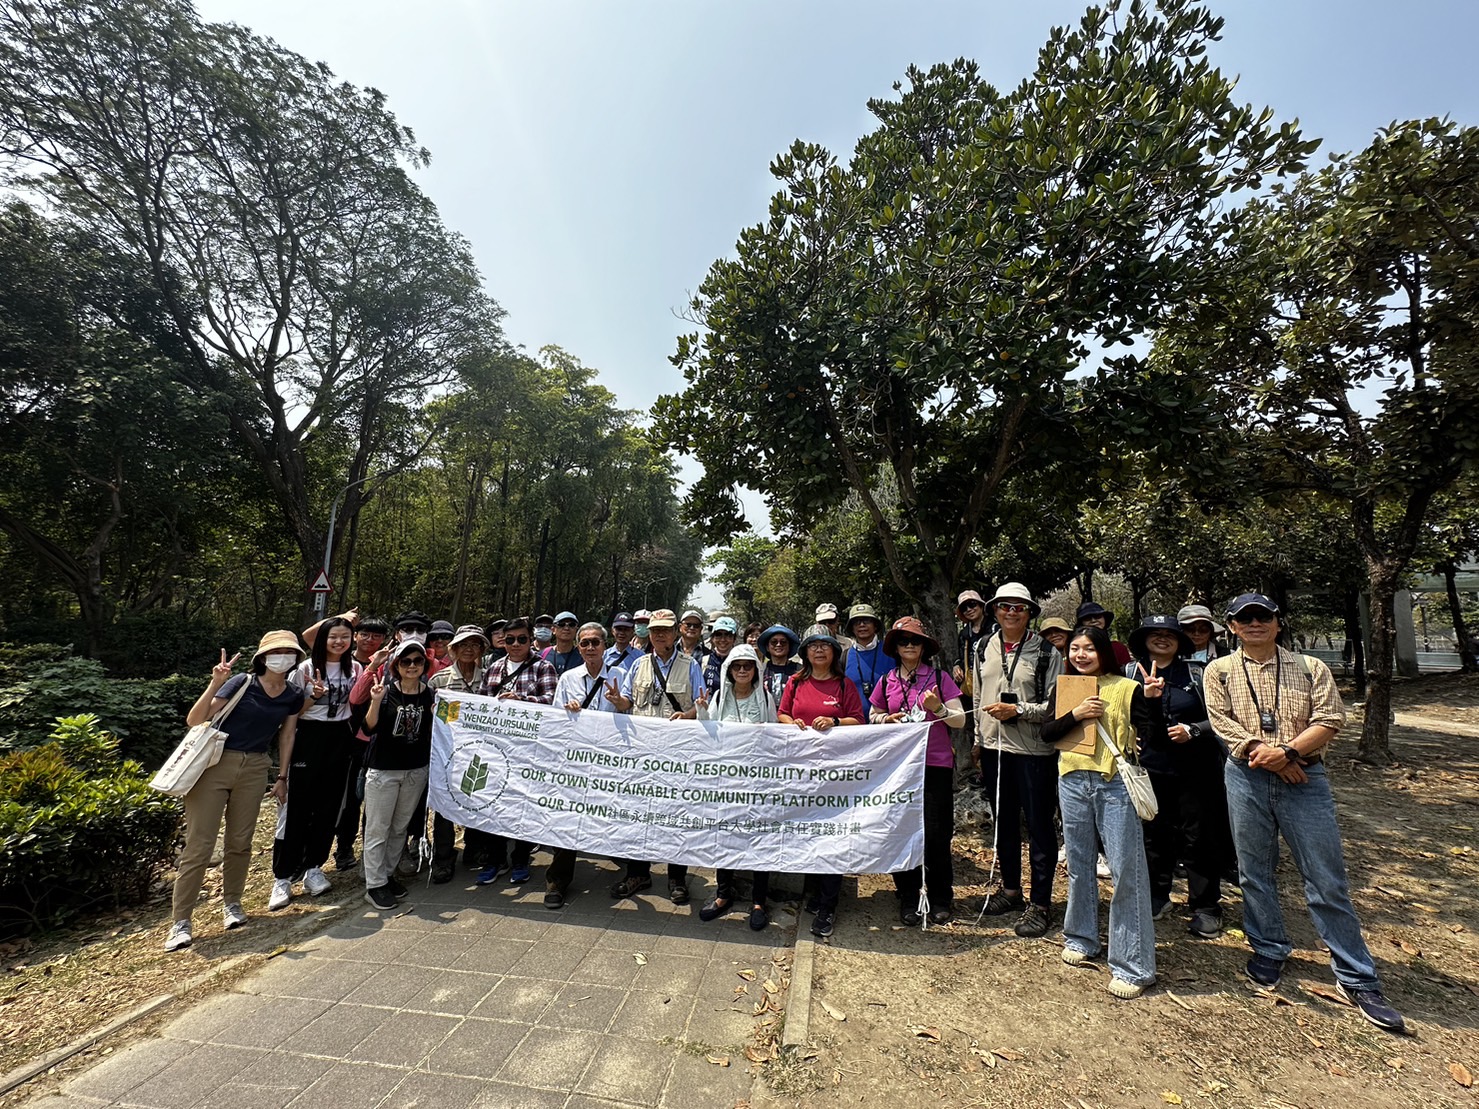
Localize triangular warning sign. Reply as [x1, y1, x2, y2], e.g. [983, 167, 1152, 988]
[309, 569, 332, 593]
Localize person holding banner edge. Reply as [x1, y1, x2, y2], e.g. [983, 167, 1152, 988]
[778, 624, 865, 938]
[869, 616, 964, 926]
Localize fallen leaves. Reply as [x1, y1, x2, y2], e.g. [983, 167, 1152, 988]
[736, 968, 756, 981]
[991, 1047, 1024, 1062]
[907, 1025, 940, 1042]
[706, 1053, 730, 1067]
[820, 999, 846, 1022]
[1451, 1062, 1474, 1088]
[1165, 991, 1196, 1012]
[1160, 1092, 1183, 1105]
[632, 953, 647, 965]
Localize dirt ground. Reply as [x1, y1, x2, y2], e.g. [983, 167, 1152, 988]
[3, 674, 1476, 1108]
[754, 673, 1479, 1108]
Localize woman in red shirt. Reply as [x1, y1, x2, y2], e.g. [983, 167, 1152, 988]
[778, 626, 865, 938]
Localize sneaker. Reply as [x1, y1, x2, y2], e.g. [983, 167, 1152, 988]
[609, 874, 652, 899]
[1188, 910, 1223, 939]
[386, 878, 408, 901]
[983, 890, 1025, 916]
[395, 849, 421, 879]
[1337, 983, 1406, 1034]
[1096, 855, 1112, 879]
[1108, 977, 1147, 999]
[1244, 954, 1285, 987]
[223, 902, 248, 930]
[543, 886, 566, 910]
[748, 906, 770, 931]
[365, 885, 396, 911]
[668, 880, 690, 905]
[1061, 946, 1092, 967]
[268, 878, 292, 911]
[928, 906, 953, 926]
[303, 867, 332, 896]
[1014, 903, 1050, 938]
[510, 865, 532, 884]
[1056, 846, 1067, 865]
[1151, 897, 1173, 921]
[804, 893, 821, 914]
[811, 909, 836, 938]
[163, 920, 193, 951]
[699, 895, 733, 922]
[900, 905, 922, 927]
[476, 864, 505, 886]
[431, 861, 454, 885]
[334, 852, 357, 872]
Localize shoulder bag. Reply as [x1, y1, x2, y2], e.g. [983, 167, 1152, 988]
[150, 677, 253, 797]
[1095, 720, 1159, 821]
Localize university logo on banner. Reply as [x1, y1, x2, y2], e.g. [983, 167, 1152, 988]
[428, 692, 929, 873]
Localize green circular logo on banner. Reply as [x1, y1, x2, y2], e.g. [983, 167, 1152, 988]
[445, 737, 509, 812]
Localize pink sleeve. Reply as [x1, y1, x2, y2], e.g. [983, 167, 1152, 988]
[869, 674, 890, 712]
[939, 670, 962, 702]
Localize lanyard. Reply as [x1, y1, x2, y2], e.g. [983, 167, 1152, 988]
[1239, 651, 1280, 721]
[580, 670, 607, 709]
[1000, 635, 1025, 687]
[895, 666, 937, 712]
[855, 643, 881, 694]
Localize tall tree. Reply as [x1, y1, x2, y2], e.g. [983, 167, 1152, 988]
[654, 0, 1314, 650]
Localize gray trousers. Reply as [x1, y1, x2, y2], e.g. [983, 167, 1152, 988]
[362, 766, 429, 888]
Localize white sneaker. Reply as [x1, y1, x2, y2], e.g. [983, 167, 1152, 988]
[223, 902, 248, 929]
[268, 878, 292, 911]
[1096, 855, 1112, 879]
[1057, 847, 1067, 865]
[303, 867, 332, 896]
[164, 920, 193, 951]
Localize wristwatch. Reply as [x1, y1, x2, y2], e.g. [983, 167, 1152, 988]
[1279, 744, 1300, 764]
[1014, 702, 1025, 716]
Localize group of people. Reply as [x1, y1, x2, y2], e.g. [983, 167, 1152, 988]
[162, 589, 1404, 1033]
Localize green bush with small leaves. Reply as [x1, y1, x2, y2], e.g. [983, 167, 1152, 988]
[0, 714, 182, 937]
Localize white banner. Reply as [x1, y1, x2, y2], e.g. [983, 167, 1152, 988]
[428, 691, 929, 873]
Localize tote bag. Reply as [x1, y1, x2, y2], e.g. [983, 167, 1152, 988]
[149, 677, 253, 797]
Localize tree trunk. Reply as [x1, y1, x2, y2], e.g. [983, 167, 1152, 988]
[1357, 564, 1399, 765]
[1444, 561, 1478, 672]
[533, 517, 550, 617]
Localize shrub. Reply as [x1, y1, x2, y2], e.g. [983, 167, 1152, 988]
[0, 715, 182, 938]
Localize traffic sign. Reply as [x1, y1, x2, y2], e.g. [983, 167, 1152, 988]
[309, 569, 332, 593]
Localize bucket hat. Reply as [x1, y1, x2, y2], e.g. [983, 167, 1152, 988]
[883, 616, 941, 659]
[1127, 614, 1195, 660]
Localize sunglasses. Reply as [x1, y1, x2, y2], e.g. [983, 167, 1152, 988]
[995, 602, 1029, 614]
[578, 638, 603, 648]
[504, 635, 530, 645]
[713, 630, 735, 637]
[730, 661, 756, 670]
[1236, 611, 1276, 624]
[768, 638, 790, 647]
[894, 635, 925, 647]
[960, 601, 982, 611]
[398, 658, 426, 668]
[681, 622, 703, 630]
[555, 620, 577, 628]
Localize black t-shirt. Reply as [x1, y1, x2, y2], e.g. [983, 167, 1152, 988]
[365, 682, 435, 771]
[215, 675, 305, 753]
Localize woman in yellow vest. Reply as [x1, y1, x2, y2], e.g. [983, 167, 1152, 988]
[1040, 625, 1166, 998]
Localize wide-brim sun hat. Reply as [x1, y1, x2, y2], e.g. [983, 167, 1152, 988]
[759, 624, 800, 654]
[1128, 615, 1195, 660]
[252, 630, 306, 664]
[799, 624, 842, 657]
[1038, 617, 1073, 636]
[1176, 604, 1225, 634]
[986, 582, 1040, 617]
[449, 624, 489, 650]
[955, 589, 986, 617]
[1076, 601, 1114, 625]
[883, 616, 941, 660]
[846, 603, 880, 633]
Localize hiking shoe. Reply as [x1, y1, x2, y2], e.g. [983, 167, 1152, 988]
[668, 880, 690, 905]
[1337, 984, 1406, 1034]
[1061, 946, 1092, 967]
[748, 906, 770, 931]
[928, 906, 953, 926]
[223, 902, 248, 930]
[431, 860, 455, 885]
[1151, 897, 1173, 921]
[334, 852, 357, 871]
[1108, 977, 1147, 999]
[1188, 910, 1223, 939]
[268, 878, 292, 911]
[164, 920, 193, 952]
[811, 909, 836, 938]
[804, 891, 821, 914]
[395, 850, 421, 879]
[365, 885, 396, 911]
[900, 905, 922, 927]
[1014, 903, 1051, 938]
[610, 874, 652, 899]
[386, 878, 408, 901]
[476, 864, 505, 886]
[510, 864, 532, 884]
[1096, 855, 1112, 879]
[303, 867, 332, 896]
[1244, 954, 1285, 987]
[543, 886, 566, 910]
[699, 895, 733, 922]
[983, 890, 1025, 916]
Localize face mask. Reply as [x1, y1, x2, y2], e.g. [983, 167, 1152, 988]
[634, 624, 649, 637]
[534, 628, 553, 644]
[399, 630, 427, 645]
[264, 653, 297, 673]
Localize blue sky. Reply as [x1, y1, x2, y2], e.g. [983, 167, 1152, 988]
[193, 1, 1479, 604]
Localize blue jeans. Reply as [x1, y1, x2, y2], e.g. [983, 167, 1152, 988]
[1224, 760, 1380, 991]
[1060, 769, 1156, 987]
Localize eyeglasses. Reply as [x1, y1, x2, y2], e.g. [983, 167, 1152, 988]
[960, 601, 982, 611]
[357, 631, 386, 639]
[578, 639, 603, 648]
[712, 630, 735, 638]
[730, 661, 756, 670]
[995, 602, 1029, 614]
[504, 635, 530, 645]
[1236, 611, 1276, 624]
[555, 620, 577, 629]
[681, 622, 703, 630]
[894, 635, 924, 647]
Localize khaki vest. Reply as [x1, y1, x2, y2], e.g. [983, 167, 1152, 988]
[630, 652, 695, 717]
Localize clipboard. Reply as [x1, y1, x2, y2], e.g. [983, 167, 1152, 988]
[1052, 674, 1099, 755]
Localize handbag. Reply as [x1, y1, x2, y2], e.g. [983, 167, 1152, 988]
[1095, 720, 1159, 822]
[149, 677, 253, 797]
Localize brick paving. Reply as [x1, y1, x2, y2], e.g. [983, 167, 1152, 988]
[27, 858, 790, 1109]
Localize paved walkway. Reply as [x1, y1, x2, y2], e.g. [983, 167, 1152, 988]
[28, 859, 789, 1109]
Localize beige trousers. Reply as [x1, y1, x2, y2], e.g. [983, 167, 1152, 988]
[171, 749, 271, 921]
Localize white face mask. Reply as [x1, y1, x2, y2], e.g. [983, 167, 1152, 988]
[399, 631, 427, 646]
[264, 653, 298, 673]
